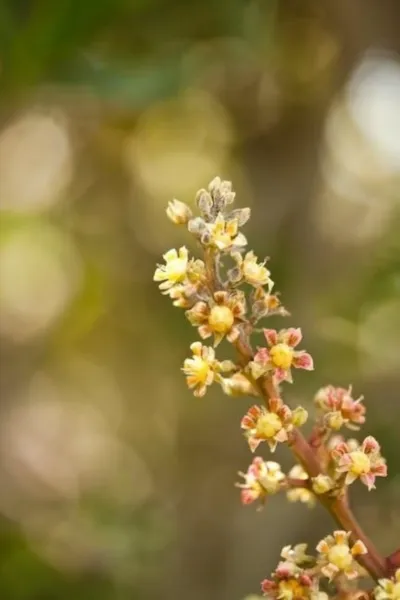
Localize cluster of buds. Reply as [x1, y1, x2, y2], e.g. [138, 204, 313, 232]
[154, 177, 394, 599]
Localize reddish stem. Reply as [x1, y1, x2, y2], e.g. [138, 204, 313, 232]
[386, 548, 400, 575]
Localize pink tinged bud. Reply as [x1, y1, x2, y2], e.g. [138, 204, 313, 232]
[293, 352, 314, 371]
[261, 579, 276, 594]
[263, 329, 278, 346]
[241, 489, 258, 505]
[275, 564, 293, 578]
[299, 574, 313, 586]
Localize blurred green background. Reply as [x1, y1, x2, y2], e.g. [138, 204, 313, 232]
[0, 0, 400, 598]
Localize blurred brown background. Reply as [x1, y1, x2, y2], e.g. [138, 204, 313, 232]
[0, 0, 399, 599]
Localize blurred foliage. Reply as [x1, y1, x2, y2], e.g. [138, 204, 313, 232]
[0, 1, 400, 600]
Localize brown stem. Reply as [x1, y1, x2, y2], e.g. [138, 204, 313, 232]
[386, 548, 400, 575]
[284, 477, 310, 489]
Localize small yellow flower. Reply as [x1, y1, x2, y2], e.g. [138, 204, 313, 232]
[206, 213, 247, 251]
[231, 251, 273, 288]
[185, 290, 246, 346]
[154, 246, 189, 291]
[331, 436, 387, 490]
[166, 198, 192, 224]
[182, 342, 216, 397]
[316, 530, 367, 580]
[241, 398, 305, 453]
[208, 305, 234, 333]
[237, 458, 285, 505]
[374, 569, 400, 600]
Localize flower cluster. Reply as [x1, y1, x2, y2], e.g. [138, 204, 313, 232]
[155, 176, 394, 599]
[261, 544, 324, 600]
[249, 328, 313, 384]
[261, 533, 369, 600]
[154, 177, 311, 400]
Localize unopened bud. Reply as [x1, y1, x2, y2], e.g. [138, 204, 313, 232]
[188, 216, 206, 236]
[325, 411, 344, 430]
[166, 199, 192, 225]
[292, 406, 308, 427]
[312, 474, 334, 495]
[195, 189, 213, 217]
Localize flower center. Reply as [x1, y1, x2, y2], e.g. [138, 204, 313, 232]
[349, 450, 371, 475]
[190, 357, 210, 384]
[270, 343, 294, 370]
[328, 544, 353, 570]
[256, 412, 282, 439]
[167, 258, 187, 282]
[278, 579, 306, 600]
[209, 305, 234, 333]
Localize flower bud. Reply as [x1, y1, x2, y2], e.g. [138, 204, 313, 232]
[188, 216, 206, 236]
[195, 189, 213, 217]
[292, 406, 308, 427]
[325, 411, 345, 430]
[312, 475, 334, 495]
[166, 199, 192, 224]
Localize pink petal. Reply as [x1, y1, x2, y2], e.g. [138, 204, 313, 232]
[373, 463, 387, 477]
[254, 347, 270, 363]
[285, 327, 303, 348]
[361, 473, 376, 490]
[263, 329, 278, 346]
[240, 415, 254, 429]
[275, 429, 288, 443]
[362, 436, 380, 454]
[274, 367, 288, 383]
[248, 436, 262, 452]
[293, 352, 314, 371]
